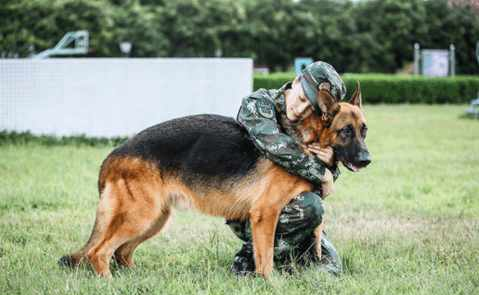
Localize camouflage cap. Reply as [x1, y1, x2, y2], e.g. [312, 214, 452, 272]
[300, 61, 347, 114]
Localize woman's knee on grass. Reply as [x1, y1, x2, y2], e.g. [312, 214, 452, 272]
[275, 191, 324, 235]
[226, 191, 324, 242]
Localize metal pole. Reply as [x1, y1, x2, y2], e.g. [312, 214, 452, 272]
[449, 44, 455, 76]
[476, 41, 479, 65]
[414, 43, 420, 75]
[476, 41, 479, 99]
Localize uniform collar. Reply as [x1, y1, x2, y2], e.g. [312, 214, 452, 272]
[273, 81, 292, 115]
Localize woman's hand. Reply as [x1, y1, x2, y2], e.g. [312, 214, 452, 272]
[307, 144, 334, 167]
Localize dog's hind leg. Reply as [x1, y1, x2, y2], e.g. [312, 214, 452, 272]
[58, 184, 117, 269]
[114, 208, 171, 268]
[84, 177, 167, 277]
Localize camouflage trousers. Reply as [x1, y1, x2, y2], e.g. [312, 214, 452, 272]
[226, 192, 342, 276]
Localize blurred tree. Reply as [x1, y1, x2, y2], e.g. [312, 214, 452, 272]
[154, 0, 248, 58]
[0, 0, 116, 57]
[112, 0, 169, 57]
[299, 0, 356, 72]
[50, 0, 116, 56]
[0, 0, 478, 74]
[238, 0, 297, 70]
[351, 0, 428, 73]
[0, 0, 36, 57]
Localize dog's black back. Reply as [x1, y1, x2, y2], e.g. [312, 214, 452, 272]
[111, 115, 261, 188]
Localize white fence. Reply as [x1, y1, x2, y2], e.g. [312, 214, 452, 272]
[0, 58, 253, 137]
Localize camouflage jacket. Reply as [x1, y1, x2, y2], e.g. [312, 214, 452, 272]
[236, 83, 340, 187]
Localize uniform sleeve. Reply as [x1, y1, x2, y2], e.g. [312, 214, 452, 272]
[237, 93, 339, 185]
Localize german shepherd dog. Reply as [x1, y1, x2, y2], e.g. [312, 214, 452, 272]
[59, 82, 370, 278]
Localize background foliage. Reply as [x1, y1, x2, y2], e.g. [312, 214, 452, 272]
[1, 0, 479, 74]
[254, 73, 479, 103]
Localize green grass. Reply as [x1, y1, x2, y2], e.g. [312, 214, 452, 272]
[1, 105, 478, 294]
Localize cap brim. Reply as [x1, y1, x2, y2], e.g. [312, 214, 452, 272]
[300, 76, 319, 113]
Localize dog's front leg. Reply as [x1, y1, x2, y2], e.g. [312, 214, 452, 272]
[249, 206, 281, 278]
[248, 164, 314, 278]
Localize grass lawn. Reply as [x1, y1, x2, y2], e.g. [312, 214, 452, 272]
[1, 105, 478, 294]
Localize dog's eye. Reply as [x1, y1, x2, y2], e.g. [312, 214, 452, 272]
[339, 125, 352, 138]
[361, 125, 368, 138]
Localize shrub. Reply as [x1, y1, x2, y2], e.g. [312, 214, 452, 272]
[0, 131, 127, 146]
[253, 73, 479, 104]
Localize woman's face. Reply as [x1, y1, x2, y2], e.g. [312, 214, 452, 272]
[285, 79, 313, 122]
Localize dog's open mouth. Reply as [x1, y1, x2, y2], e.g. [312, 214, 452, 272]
[343, 162, 360, 172]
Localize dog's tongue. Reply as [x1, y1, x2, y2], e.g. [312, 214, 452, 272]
[346, 162, 359, 172]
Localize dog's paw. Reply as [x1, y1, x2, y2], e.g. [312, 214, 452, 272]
[58, 255, 76, 268]
[231, 256, 255, 277]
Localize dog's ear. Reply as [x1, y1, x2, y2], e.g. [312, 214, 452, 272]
[349, 80, 362, 108]
[317, 89, 340, 117]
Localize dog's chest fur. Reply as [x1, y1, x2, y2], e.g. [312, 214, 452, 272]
[278, 112, 324, 152]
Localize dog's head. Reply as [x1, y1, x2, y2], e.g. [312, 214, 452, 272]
[318, 81, 371, 171]
[295, 81, 371, 172]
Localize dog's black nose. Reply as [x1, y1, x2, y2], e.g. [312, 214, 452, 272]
[359, 159, 371, 167]
[357, 151, 371, 167]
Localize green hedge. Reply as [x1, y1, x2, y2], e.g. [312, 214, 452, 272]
[0, 131, 127, 146]
[254, 73, 479, 104]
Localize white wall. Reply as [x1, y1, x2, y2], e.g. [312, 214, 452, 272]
[0, 58, 252, 137]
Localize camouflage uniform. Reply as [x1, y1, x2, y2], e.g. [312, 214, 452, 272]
[227, 62, 347, 276]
